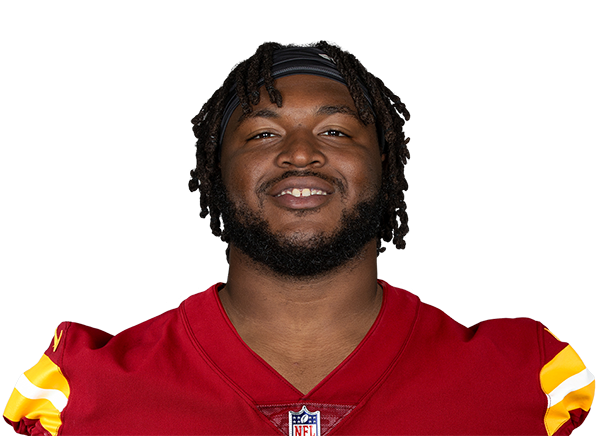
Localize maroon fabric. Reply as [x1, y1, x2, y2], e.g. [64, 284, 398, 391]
[554, 409, 590, 435]
[3, 416, 50, 436]
[7, 281, 589, 435]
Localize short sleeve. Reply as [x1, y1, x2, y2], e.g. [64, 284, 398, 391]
[540, 327, 595, 435]
[3, 324, 70, 436]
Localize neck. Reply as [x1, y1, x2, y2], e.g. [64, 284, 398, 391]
[220, 240, 380, 329]
[217, 240, 382, 394]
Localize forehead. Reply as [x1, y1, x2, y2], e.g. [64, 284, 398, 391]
[261, 74, 354, 106]
[224, 74, 356, 131]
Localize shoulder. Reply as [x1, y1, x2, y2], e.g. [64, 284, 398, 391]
[390, 282, 595, 435]
[394, 285, 553, 358]
[381, 283, 530, 374]
[3, 287, 219, 436]
[54, 286, 222, 364]
[52, 321, 113, 359]
[52, 307, 180, 366]
[382, 281, 546, 352]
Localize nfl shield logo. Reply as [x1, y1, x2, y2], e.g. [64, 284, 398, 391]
[289, 405, 321, 436]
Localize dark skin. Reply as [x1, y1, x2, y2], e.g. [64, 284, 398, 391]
[218, 75, 384, 394]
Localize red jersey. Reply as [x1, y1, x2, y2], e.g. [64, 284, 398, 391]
[4, 281, 594, 435]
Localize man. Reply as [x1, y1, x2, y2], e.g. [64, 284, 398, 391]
[3, 42, 594, 435]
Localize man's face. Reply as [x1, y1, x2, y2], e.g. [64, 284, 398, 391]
[219, 74, 384, 276]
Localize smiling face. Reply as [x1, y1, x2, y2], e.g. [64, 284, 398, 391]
[218, 74, 384, 276]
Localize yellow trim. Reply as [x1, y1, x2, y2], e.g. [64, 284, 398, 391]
[3, 354, 69, 436]
[2, 386, 15, 416]
[541, 345, 595, 435]
[540, 345, 586, 394]
[545, 380, 595, 436]
[24, 354, 70, 398]
[4, 389, 62, 436]
[2, 325, 56, 335]
[53, 329, 63, 352]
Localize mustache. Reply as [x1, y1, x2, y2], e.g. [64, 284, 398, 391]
[257, 170, 346, 196]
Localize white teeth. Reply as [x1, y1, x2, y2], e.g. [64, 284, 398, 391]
[277, 188, 328, 198]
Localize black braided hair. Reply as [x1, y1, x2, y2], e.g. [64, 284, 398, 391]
[189, 41, 411, 252]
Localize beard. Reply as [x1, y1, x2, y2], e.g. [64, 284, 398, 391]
[216, 176, 384, 278]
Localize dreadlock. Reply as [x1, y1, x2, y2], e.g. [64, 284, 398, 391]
[189, 41, 411, 252]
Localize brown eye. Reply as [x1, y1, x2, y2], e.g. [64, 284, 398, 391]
[249, 132, 276, 140]
[322, 130, 348, 137]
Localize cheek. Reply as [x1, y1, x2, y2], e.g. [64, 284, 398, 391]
[220, 153, 241, 195]
[337, 152, 383, 196]
[220, 153, 268, 203]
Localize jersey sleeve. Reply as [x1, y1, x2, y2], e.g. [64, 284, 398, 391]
[3, 324, 71, 436]
[539, 326, 595, 435]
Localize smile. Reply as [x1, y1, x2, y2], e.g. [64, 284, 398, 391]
[276, 188, 328, 198]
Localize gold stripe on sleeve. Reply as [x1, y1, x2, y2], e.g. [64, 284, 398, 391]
[545, 380, 595, 436]
[3, 354, 70, 436]
[24, 354, 70, 398]
[541, 345, 586, 394]
[541, 345, 595, 435]
[4, 389, 63, 436]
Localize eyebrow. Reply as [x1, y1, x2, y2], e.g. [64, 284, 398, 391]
[234, 104, 361, 130]
[315, 104, 361, 121]
[236, 108, 279, 124]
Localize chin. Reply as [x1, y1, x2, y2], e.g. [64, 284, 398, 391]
[276, 226, 332, 244]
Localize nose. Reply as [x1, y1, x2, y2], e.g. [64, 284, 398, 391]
[276, 130, 326, 169]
